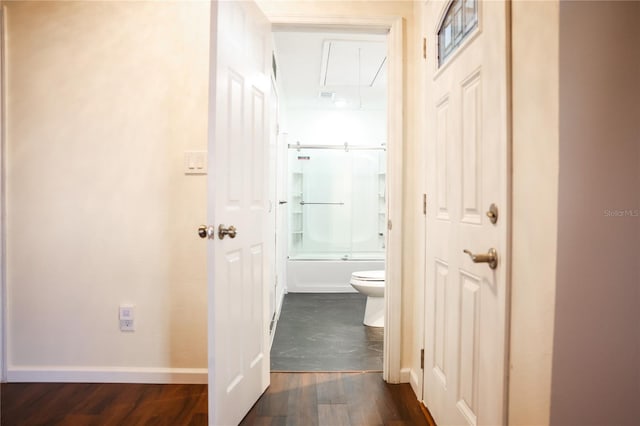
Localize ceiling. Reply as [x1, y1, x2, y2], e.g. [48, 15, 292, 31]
[273, 30, 388, 110]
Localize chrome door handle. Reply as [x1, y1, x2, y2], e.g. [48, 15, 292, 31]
[198, 225, 215, 239]
[463, 248, 498, 269]
[218, 224, 237, 239]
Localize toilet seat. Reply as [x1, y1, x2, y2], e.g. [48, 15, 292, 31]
[351, 270, 385, 281]
[349, 278, 385, 288]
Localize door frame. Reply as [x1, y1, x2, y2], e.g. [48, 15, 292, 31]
[269, 15, 404, 383]
[0, 5, 6, 383]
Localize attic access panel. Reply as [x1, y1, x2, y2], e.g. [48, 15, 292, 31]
[320, 40, 387, 87]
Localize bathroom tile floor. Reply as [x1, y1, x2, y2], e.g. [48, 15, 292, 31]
[270, 293, 383, 371]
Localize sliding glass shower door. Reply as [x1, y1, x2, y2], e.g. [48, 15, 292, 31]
[288, 145, 386, 260]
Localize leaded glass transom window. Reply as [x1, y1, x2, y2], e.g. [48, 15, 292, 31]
[438, 0, 478, 67]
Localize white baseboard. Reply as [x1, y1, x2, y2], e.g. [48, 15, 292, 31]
[400, 368, 423, 401]
[399, 367, 411, 383]
[7, 366, 208, 384]
[410, 368, 421, 398]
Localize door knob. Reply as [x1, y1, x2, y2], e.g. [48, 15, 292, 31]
[463, 248, 498, 269]
[218, 224, 237, 239]
[198, 225, 215, 239]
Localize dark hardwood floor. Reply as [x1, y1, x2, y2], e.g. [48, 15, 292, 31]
[240, 372, 430, 426]
[1, 372, 428, 426]
[1, 382, 208, 426]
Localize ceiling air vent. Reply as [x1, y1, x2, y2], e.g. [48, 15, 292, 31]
[318, 91, 335, 100]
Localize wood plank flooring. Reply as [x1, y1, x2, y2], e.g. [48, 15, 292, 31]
[241, 372, 429, 426]
[1, 382, 208, 426]
[1, 373, 429, 426]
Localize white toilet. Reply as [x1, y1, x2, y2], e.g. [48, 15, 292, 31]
[350, 270, 385, 327]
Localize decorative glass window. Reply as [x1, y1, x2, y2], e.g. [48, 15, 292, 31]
[438, 0, 478, 67]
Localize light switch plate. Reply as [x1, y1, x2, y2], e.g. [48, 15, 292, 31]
[184, 151, 208, 175]
[119, 305, 134, 320]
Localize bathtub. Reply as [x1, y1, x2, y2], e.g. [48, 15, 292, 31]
[286, 257, 385, 293]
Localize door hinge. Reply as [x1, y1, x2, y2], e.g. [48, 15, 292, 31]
[420, 349, 425, 369]
[387, 219, 393, 231]
[423, 193, 427, 215]
[422, 37, 427, 60]
[269, 312, 276, 335]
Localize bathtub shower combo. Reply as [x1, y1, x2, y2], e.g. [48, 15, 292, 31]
[286, 142, 386, 326]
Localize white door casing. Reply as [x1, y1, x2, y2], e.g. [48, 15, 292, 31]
[268, 68, 279, 339]
[272, 80, 288, 328]
[423, 1, 510, 425]
[207, 1, 272, 425]
[269, 16, 404, 383]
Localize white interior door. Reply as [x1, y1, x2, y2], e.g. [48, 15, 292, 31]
[206, 1, 272, 425]
[423, 0, 509, 425]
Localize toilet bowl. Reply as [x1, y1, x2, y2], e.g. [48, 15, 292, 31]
[350, 270, 385, 327]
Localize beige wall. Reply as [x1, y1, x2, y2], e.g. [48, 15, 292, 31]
[257, 0, 425, 386]
[551, 1, 640, 424]
[509, 1, 560, 423]
[510, 1, 640, 423]
[5, 0, 424, 383]
[5, 1, 209, 376]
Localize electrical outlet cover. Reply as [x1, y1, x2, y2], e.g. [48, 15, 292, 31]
[120, 319, 135, 332]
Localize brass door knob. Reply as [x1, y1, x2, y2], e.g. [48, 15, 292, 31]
[463, 248, 498, 269]
[218, 224, 237, 239]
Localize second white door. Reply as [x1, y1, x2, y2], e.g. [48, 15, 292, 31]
[423, 0, 510, 425]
